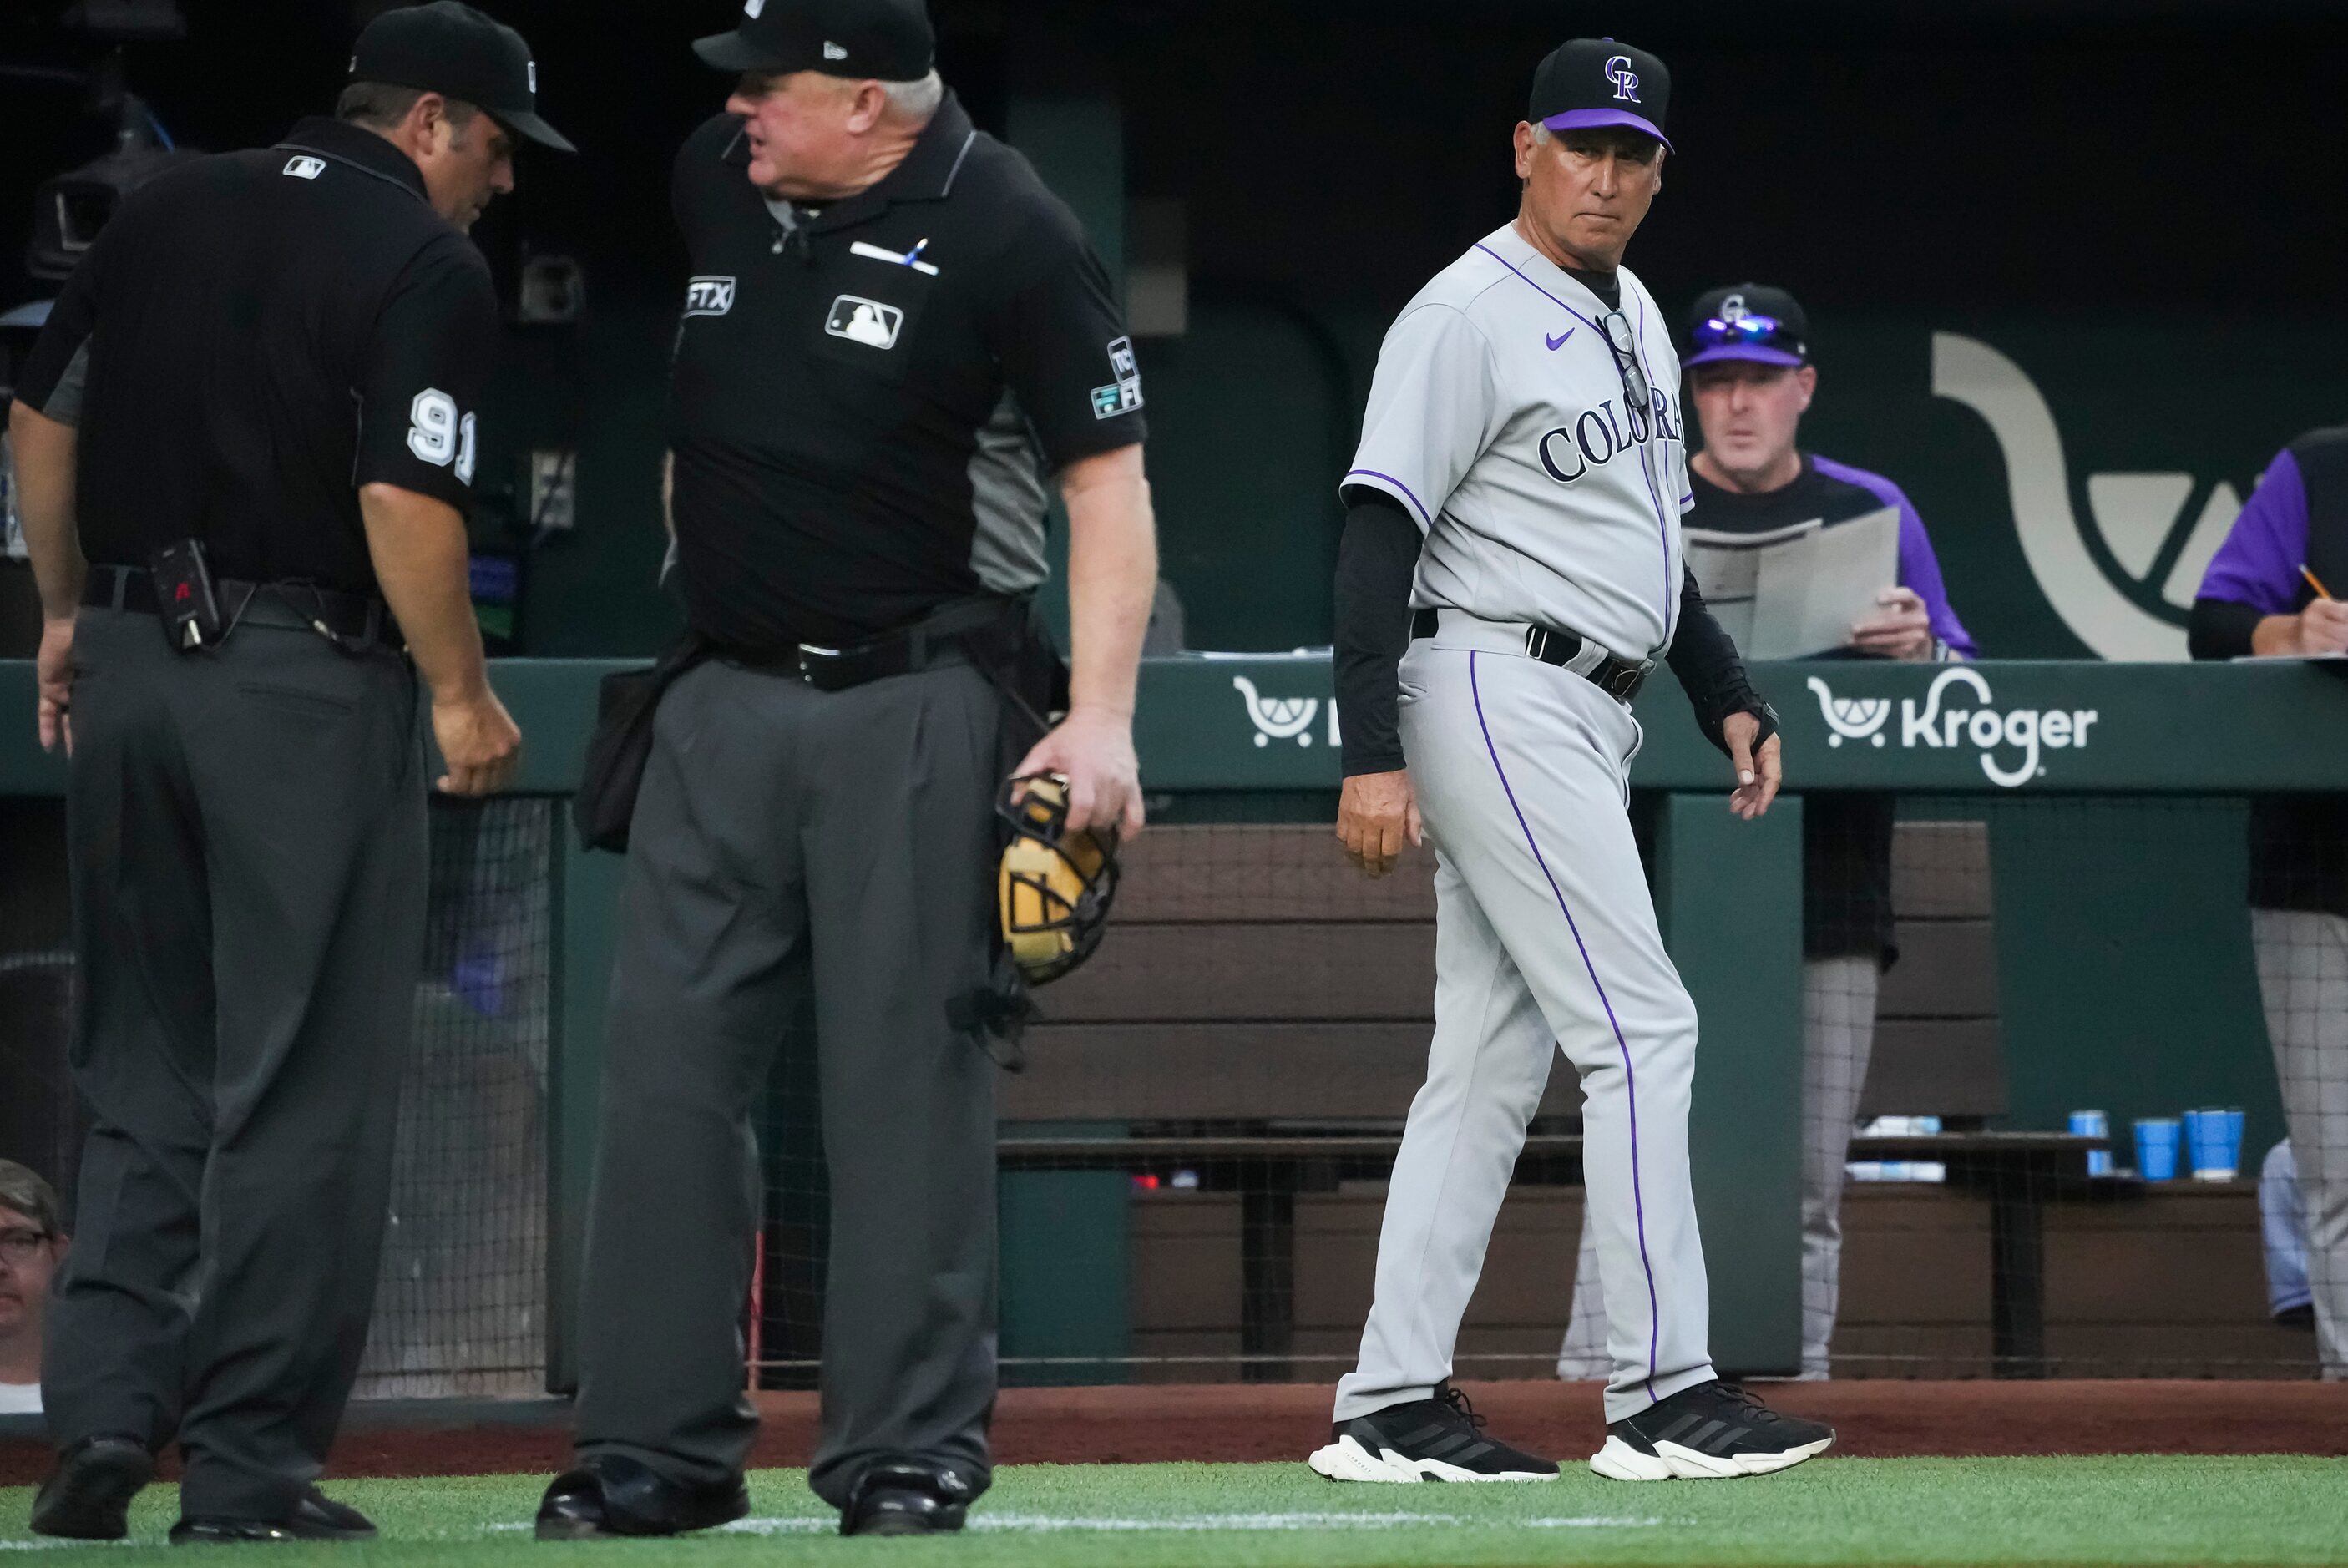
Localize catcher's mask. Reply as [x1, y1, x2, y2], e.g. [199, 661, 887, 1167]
[998, 773, 1120, 985]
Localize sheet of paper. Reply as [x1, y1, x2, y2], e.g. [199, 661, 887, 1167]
[1685, 506, 1900, 660]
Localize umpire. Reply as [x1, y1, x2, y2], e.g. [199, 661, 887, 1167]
[538, 0, 1156, 1540]
[8, 3, 558, 1541]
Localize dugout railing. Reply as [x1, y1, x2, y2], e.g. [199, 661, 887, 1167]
[3, 655, 2343, 1393]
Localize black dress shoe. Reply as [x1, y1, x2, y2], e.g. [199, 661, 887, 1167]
[31, 1435, 155, 1540]
[534, 1453, 749, 1540]
[839, 1464, 973, 1537]
[170, 1487, 377, 1544]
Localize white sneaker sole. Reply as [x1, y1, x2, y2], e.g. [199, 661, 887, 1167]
[1588, 1432, 1834, 1482]
[1308, 1434, 1556, 1484]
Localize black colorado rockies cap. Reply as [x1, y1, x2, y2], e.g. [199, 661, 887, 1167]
[1686, 284, 1810, 367]
[694, 0, 935, 80]
[351, 2, 574, 152]
[1528, 38, 1672, 153]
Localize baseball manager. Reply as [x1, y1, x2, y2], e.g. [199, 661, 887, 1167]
[1314, 38, 1834, 1483]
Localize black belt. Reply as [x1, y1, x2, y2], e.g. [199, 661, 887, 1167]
[84, 564, 394, 650]
[1410, 606, 1652, 702]
[721, 596, 1027, 694]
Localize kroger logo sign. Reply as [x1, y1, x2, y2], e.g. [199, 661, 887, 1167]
[1808, 668, 2098, 789]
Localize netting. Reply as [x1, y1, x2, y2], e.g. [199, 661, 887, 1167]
[4, 780, 2341, 1393]
[356, 797, 554, 1399]
[748, 800, 2345, 1387]
[0, 795, 554, 1400]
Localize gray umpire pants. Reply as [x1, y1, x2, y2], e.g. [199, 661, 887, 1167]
[2252, 908, 2348, 1378]
[1561, 955, 1879, 1380]
[1334, 630, 1716, 1429]
[573, 655, 1004, 1508]
[43, 610, 427, 1520]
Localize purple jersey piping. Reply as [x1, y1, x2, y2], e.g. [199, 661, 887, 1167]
[1345, 468, 1433, 530]
[1468, 650, 1661, 1401]
[1473, 241, 1677, 646]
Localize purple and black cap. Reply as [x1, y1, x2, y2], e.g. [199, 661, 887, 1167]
[694, 0, 934, 81]
[1686, 283, 1810, 368]
[1528, 37, 1671, 153]
[351, 2, 574, 152]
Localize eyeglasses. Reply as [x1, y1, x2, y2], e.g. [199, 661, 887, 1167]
[0, 1227, 53, 1265]
[1692, 313, 1806, 360]
[1598, 310, 1653, 438]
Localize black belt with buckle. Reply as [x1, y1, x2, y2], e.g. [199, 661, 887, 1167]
[83, 564, 394, 651]
[1410, 606, 1651, 702]
[723, 596, 1027, 694]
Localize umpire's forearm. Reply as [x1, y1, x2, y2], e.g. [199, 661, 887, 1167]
[8, 400, 86, 621]
[1058, 443, 1157, 721]
[358, 481, 492, 702]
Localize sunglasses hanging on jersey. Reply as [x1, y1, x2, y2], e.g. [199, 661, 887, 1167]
[1598, 310, 1654, 442]
[1692, 313, 1808, 360]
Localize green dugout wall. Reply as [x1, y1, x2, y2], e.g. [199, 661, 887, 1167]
[5, 655, 2341, 1383]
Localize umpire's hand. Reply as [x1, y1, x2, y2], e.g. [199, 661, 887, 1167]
[1338, 768, 1421, 878]
[433, 686, 523, 797]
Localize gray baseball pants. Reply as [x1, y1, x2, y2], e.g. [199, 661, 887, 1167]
[1561, 954, 1877, 1380]
[44, 611, 426, 1520]
[1333, 622, 1716, 1427]
[2253, 908, 2348, 1378]
[572, 655, 1005, 1508]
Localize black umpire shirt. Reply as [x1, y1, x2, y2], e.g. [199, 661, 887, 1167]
[15, 117, 498, 594]
[669, 92, 1146, 652]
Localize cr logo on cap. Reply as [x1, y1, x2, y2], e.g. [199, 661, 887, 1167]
[1718, 292, 1748, 322]
[1604, 53, 1641, 103]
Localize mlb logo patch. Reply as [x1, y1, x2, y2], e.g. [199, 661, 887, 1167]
[282, 156, 326, 180]
[825, 294, 904, 350]
[684, 276, 737, 318]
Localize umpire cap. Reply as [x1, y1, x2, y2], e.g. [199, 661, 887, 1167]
[1529, 38, 1672, 153]
[351, 2, 576, 152]
[694, 0, 935, 81]
[1686, 284, 1811, 368]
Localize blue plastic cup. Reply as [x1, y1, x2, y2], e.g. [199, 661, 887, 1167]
[2070, 1110, 2113, 1177]
[2184, 1107, 2245, 1181]
[2135, 1118, 2182, 1181]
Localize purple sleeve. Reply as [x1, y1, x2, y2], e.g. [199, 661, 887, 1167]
[2197, 448, 2307, 616]
[1812, 457, 1978, 657]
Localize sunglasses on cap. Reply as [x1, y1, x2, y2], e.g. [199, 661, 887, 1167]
[1692, 313, 1806, 359]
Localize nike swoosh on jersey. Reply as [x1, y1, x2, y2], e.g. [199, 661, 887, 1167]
[1546, 330, 1575, 351]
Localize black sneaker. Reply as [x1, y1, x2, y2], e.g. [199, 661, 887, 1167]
[1591, 1379, 1834, 1480]
[170, 1486, 377, 1543]
[31, 1435, 154, 1540]
[1308, 1384, 1558, 1482]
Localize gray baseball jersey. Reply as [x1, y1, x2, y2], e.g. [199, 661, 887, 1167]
[1343, 221, 1692, 662]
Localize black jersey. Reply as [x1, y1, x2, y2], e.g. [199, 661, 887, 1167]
[13, 117, 498, 594]
[665, 94, 1146, 652]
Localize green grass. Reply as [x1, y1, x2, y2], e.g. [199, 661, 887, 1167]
[7, 1458, 2348, 1566]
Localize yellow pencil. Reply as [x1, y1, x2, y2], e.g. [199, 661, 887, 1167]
[2301, 564, 2336, 603]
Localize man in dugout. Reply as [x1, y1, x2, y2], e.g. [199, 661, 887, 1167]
[2191, 427, 2348, 1378]
[536, 0, 1157, 1540]
[1561, 283, 1977, 1382]
[8, 0, 554, 1540]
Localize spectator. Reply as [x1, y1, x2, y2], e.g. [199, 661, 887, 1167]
[0, 1161, 67, 1414]
[1562, 283, 1976, 1381]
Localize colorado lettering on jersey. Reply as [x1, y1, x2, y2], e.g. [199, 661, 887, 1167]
[1537, 385, 1683, 485]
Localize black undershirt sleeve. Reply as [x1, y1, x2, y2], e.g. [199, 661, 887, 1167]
[1667, 564, 1779, 756]
[2189, 595, 2263, 660]
[1333, 493, 1422, 776]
